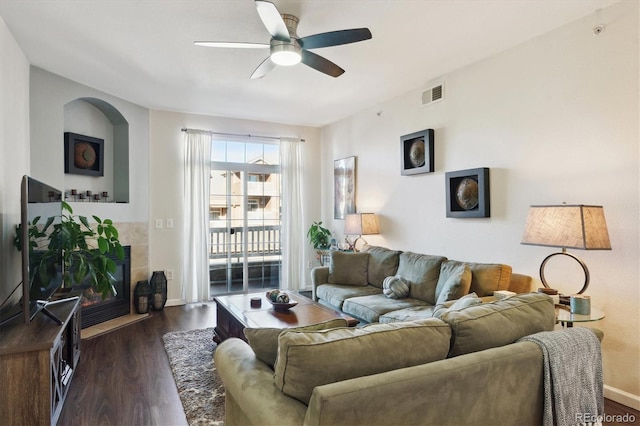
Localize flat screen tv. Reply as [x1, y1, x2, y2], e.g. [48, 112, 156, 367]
[0, 176, 67, 325]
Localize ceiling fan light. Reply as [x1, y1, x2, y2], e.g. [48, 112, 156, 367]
[271, 44, 301, 66]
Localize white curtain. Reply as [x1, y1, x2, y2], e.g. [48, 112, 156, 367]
[280, 138, 305, 291]
[182, 130, 212, 303]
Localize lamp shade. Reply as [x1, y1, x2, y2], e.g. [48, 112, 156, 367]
[521, 205, 611, 250]
[344, 213, 380, 236]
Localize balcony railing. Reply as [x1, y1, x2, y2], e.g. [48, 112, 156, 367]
[209, 225, 281, 261]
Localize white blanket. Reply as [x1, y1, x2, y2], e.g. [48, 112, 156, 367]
[519, 327, 603, 426]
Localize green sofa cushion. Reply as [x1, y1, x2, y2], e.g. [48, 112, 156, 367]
[273, 319, 451, 405]
[378, 305, 438, 323]
[437, 292, 556, 357]
[342, 293, 428, 323]
[361, 245, 401, 288]
[396, 251, 447, 304]
[316, 284, 382, 310]
[328, 251, 369, 286]
[435, 261, 472, 304]
[244, 318, 349, 368]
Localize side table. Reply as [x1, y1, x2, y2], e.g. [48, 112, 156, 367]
[556, 306, 605, 328]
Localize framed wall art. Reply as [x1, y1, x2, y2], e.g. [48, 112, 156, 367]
[401, 128, 434, 175]
[64, 132, 105, 176]
[334, 156, 356, 219]
[445, 167, 490, 218]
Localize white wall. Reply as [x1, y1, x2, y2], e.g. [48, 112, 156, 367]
[29, 67, 149, 223]
[0, 17, 30, 308]
[148, 110, 322, 305]
[322, 1, 639, 405]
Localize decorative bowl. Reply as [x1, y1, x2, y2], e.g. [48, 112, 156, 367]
[267, 300, 298, 311]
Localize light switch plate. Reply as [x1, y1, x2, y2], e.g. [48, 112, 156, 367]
[155, 219, 163, 229]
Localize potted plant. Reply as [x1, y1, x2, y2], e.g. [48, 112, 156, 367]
[307, 221, 332, 249]
[14, 201, 124, 299]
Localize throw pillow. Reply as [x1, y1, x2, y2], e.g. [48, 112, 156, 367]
[328, 251, 369, 286]
[361, 245, 401, 288]
[382, 275, 410, 299]
[433, 292, 482, 319]
[448, 292, 482, 311]
[435, 261, 472, 305]
[244, 318, 348, 368]
[273, 319, 452, 404]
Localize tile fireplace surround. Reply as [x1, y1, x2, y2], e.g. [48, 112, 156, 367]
[80, 221, 149, 333]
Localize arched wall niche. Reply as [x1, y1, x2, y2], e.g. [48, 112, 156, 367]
[63, 97, 130, 203]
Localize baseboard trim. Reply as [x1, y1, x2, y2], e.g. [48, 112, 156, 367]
[605, 384, 640, 411]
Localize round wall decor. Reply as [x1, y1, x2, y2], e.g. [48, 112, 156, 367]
[74, 142, 97, 169]
[455, 178, 479, 210]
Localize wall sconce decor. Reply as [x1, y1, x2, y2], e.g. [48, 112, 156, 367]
[445, 167, 490, 218]
[64, 132, 104, 176]
[521, 204, 611, 301]
[344, 213, 379, 251]
[401, 129, 434, 175]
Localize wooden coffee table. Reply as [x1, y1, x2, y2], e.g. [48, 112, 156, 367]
[212, 291, 358, 343]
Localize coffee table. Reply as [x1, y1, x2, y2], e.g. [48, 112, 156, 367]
[212, 291, 358, 343]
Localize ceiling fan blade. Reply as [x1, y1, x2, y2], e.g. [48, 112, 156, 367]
[301, 50, 345, 78]
[194, 41, 269, 49]
[250, 57, 277, 79]
[255, 0, 290, 42]
[299, 28, 372, 50]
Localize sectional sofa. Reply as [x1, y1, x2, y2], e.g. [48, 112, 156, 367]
[311, 245, 532, 323]
[214, 293, 604, 425]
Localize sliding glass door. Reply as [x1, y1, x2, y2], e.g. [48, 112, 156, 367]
[209, 140, 281, 296]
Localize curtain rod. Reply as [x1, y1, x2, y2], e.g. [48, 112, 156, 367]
[181, 127, 305, 142]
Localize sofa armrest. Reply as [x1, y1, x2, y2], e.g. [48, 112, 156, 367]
[214, 338, 308, 426]
[311, 266, 329, 301]
[509, 273, 533, 293]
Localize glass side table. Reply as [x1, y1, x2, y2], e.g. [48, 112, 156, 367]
[556, 306, 605, 328]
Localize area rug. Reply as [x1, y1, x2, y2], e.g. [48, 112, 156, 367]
[162, 328, 225, 425]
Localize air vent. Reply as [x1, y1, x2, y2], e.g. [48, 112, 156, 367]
[421, 83, 444, 107]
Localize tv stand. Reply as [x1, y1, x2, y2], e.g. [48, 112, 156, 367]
[0, 298, 81, 425]
[36, 296, 80, 325]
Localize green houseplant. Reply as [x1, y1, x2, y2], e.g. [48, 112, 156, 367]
[14, 201, 124, 299]
[307, 221, 332, 249]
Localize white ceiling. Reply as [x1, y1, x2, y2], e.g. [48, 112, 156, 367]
[0, 0, 619, 127]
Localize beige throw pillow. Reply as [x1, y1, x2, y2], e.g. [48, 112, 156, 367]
[327, 251, 369, 286]
[273, 319, 452, 404]
[244, 318, 348, 368]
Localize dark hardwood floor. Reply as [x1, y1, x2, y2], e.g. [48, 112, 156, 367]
[58, 301, 639, 425]
[58, 303, 217, 426]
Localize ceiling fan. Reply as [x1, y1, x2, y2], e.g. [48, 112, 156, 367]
[195, 0, 372, 79]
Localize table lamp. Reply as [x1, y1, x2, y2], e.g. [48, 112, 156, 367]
[521, 204, 611, 299]
[344, 213, 379, 251]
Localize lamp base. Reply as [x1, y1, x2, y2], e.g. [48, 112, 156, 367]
[539, 249, 590, 296]
[344, 235, 367, 252]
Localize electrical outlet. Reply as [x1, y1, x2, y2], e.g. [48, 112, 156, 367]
[166, 269, 174, 280]
[155, 219, 163, 229]
[308, 261, 313, 269]
[166, 218, 174, 229]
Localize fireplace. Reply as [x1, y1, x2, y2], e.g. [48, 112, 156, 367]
[74, 246, 131, 329]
